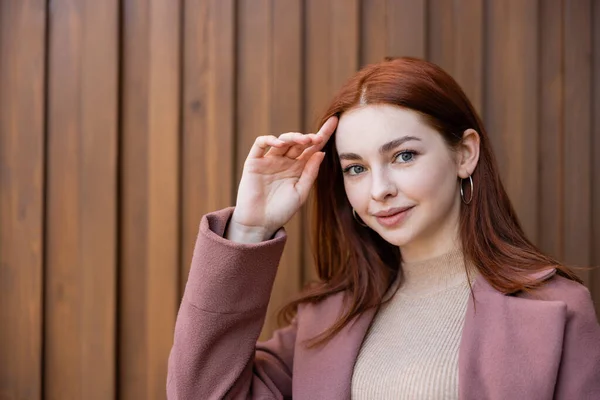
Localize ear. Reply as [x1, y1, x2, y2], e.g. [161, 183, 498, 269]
[457, 128, 480, 179]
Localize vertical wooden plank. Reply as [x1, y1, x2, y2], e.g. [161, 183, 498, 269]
[539, 0, 564, 261]
[302, 0, 359, 286]
[260, 0, 304, 339]
[428, 0, 484, 113]
[120, 0, 181, 398]
[180, 0, 235, 293]
[331, 0, 359, 90]
[563, 0, 592, 286]
[428, 0, 455, 67]
[303, 0, 332, 286]
[0, 2, 46, 399]
[236, 0, 271, 183]
[236, 0, 273, 328]
[360, 0, 386, 66]
[386, 0, 426, 58]
[304, 0, 331, 129]
[45, 1, 118, 399]
[453, 0, 484, 114]
[423, 0, 487, 118]
[592, 0, 600, 317]
[484, 0, 539, 242]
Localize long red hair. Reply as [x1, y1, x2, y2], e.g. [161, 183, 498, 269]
[280, 57, 582, 347]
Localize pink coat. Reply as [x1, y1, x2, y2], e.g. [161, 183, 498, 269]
[167, 208, 600, 399]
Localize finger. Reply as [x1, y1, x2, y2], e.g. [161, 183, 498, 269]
[316, 116, 338, 138]
[296, 139, 325, 161]
[284, 135, 323, 159]
[267, 132, 312, 157]
[248, 135, 285, 159]
[310, 116, 338, 152]
[296, 152, 326, 203]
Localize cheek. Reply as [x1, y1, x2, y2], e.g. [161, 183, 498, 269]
[343, 179, 368, 210]
[400, 161, 457, 202]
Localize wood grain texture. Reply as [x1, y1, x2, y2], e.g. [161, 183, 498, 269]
[360, 0, 386, 66]
[302, 0, 332, 286]
[120, 0, 181, 398]
[563, 0, 592, 285]
[180, 0, 235, 294]
[262, 0, 304, 340]
[428, 0, 483, 114]
[45, 1, 118, 399]
[484, 0, 539, 242]
[539, 0, 565, 261]
[387, 0, 426, 58]
[302, 0, 359, 287]
[1, 2, 599, 398]
[0, 1, 46, 399]
[592, 0, 600, 318]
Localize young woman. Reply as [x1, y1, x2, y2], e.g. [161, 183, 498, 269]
[167, 58, 600, 399]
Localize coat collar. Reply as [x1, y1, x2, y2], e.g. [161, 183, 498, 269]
[293, 268, 561, 399]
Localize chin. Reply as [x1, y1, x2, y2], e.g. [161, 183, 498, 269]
[374, 228, 415, 248]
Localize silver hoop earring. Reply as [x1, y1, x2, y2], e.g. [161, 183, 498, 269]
[460, 175, 474, 205]
[352, 208, 368, 227]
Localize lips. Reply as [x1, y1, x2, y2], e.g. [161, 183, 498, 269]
[372, 206, 413, 217]
[373, 206, 414, 227]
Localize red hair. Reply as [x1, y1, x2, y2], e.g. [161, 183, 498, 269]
[279, 57, 582, 346]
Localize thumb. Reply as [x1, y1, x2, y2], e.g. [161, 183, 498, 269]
[296, 152, 326, 203]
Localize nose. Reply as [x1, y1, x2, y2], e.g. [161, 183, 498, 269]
[370, 168, 398, 202]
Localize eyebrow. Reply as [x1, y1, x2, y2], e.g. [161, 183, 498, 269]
[338, 135, 422, 161]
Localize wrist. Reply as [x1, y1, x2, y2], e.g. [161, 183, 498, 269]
[225, 218, 273, 244]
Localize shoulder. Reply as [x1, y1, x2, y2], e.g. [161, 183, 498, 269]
[516, 270, 599, 328]
[519, 270, 594, 307]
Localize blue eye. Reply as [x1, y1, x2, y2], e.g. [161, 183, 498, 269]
[343, 165, 365, 176]
[395, 151, 417, 163]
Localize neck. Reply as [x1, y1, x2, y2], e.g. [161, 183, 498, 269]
[392, 247, 476, 298]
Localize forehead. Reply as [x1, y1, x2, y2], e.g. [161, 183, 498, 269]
[335, 105, 437, 151]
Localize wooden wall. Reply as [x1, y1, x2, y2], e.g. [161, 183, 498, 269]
[0, 0, 598, 398]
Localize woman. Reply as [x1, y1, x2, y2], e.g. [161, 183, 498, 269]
[167, 58, 600, 399]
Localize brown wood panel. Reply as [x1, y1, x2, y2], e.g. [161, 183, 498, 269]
[236, 0, 273, 334]
[386, 0, 426, 58]
[261, 0, 304, 339]
[302, 0, 360, 286]
[45, 1, 118, 399]
[331, 0, 359, 90]
[303, 0, 332, 286]
[236, 0, 271, 183]
[484, 0, 539, 242]
[120, 0, 181, 398]
[0, 2, 46, 399]
[180, 0, 235, 294]
[563, 0, 592, 285]
[451, 0, 484, 115]
[360, 0, 386, 66]
[428, 0, 483, 114]
[539, 0, 565, 261]
[428, 0, 455, 66]
[592, 0, 600, 317]
[1, 2, 600, 397]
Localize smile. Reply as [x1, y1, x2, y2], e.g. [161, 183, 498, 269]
[375, 206, 414, 227]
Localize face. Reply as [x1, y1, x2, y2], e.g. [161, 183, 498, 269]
[335, 104, 470, 262]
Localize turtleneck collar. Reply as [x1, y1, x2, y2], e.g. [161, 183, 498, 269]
[390, 248, 478, 299]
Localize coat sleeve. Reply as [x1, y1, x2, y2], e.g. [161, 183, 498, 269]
[553, 280, 600, 399]
[166, 207, 297, 400]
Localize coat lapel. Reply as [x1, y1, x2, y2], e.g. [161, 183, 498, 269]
[293, 292, 376, 399]
[458, 268, 565, 400]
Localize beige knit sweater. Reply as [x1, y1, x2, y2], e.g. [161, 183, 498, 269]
[351, 249, 477, 400]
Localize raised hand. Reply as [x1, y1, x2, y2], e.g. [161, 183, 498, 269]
[226, 117, 338, 243]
